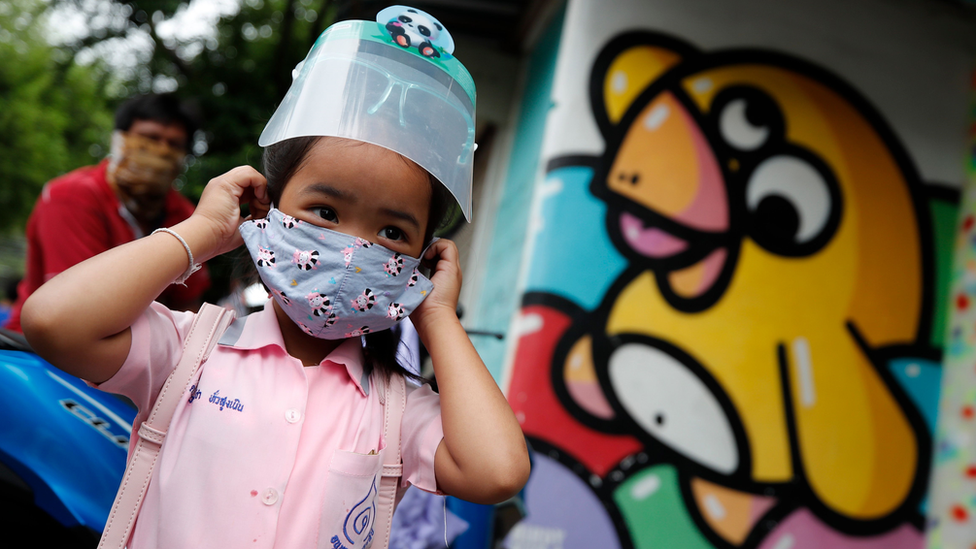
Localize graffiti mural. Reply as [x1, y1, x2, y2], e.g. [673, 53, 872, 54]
[504, 32, 958, 549]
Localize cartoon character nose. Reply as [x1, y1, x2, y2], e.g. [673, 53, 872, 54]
[608, 91, 728, 233]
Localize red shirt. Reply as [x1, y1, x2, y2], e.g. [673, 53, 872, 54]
[5, 161, 210, 332]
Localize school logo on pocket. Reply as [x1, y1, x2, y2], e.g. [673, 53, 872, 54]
[332, 477, 378, 549]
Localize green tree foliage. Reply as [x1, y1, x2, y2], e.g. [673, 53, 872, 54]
[0, 0, 114, 234]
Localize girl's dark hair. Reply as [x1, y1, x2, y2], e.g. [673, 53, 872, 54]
[261, 136, 454, 381]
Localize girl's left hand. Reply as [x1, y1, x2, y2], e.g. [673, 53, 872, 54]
[411, 239, 461, 330]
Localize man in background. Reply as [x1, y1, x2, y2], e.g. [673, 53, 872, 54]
[4, 93, 209, 332]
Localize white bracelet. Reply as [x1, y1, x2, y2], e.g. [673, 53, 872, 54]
[152, 228, 202, 286]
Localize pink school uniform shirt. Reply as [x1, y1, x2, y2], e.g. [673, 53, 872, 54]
[96, 300, 445, 548]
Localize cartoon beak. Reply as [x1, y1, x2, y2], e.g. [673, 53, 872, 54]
[607, 91, 732, 299]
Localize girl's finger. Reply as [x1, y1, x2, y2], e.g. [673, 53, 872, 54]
[248, 197, 271, 220]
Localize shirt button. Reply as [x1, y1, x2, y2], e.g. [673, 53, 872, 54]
[262, 488, 279, 506]
[285, 409, 302, 424]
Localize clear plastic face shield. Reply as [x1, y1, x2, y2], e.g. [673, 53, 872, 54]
[259, 6, 476, 221]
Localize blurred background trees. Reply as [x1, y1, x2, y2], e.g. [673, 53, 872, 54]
[1, 0, 344, 295]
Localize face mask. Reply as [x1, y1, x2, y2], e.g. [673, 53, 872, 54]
[239, 207, 434, 339]
[106, 131, 185, 222]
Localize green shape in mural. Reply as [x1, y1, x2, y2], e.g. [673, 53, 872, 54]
[613, 465, 715, 549]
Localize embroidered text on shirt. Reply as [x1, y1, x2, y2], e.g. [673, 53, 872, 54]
[208, 390, 244, 412]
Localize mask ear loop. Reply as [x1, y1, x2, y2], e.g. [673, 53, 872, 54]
[421, 236, 440, 257]
[417, 236, 440, 279]
[250, 202, 276, 223]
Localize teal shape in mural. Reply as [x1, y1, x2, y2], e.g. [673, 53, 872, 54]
[525, 165, 628, 311]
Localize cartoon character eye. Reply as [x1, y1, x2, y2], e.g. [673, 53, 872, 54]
[715, 90, 782, 151]
[745, 155, 839, 255]
[399, 15, 412, 23]
[608, 342, 738, 474]
[418, 25, 430, 37]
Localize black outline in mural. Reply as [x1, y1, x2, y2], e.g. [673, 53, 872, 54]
[517, 29, 950, 549]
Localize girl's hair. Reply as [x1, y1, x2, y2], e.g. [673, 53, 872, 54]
[261, 136, 454, 382]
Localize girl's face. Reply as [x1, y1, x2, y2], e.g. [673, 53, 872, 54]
[277, 138, 432, 259]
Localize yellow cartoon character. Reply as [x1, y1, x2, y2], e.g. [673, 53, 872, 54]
[554, 33, 932, 545]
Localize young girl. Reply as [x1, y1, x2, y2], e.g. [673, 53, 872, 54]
[22, 9, 529, 548]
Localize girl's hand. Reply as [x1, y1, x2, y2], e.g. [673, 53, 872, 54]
[192, 166, 270, 260]
[410, 238, 461, 332]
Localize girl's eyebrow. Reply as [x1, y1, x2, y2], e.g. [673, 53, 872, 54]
[303, 183, 356, 202]
[381, 208, 421, 231]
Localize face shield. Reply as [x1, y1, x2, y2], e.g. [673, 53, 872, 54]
[259, 7, 476, 221]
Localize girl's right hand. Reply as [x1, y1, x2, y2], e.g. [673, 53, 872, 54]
[192, 166, 271, 260]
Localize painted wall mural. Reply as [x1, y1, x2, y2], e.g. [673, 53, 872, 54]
[503, 31, 959, 549]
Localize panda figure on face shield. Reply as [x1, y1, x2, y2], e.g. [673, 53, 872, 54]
[385, 7, 443, 58]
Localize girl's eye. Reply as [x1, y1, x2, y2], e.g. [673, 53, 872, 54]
[313, 207, 338, 223]
[380, 227, 404, 241]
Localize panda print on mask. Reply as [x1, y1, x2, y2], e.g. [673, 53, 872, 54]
[239, 207, 434, 340]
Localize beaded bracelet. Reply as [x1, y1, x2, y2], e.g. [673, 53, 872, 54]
[152, 227, 202, 285]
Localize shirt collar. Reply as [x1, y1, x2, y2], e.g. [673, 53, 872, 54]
[218, 300, 370, 396]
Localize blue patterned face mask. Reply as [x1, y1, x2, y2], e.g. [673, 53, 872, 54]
[239, 207, 434, 339]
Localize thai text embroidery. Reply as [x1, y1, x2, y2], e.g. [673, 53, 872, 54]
[208, 390, 244, 412]
[188, 384, 202, 403]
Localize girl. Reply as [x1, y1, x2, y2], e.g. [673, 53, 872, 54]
[22, 9, 529, 548]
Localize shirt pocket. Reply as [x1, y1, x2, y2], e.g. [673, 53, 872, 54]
[318, 449, 383, 549]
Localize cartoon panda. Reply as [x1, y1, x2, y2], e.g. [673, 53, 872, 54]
[272, 288, 290, 305]
[345, 326, 371, 338]
[323, 313, 337, 328]
[256, 247, 276, 268]
[253, 219, 268, 230]
[342, 245, 356, 266]
[384, 253, 404, 277]
[352, 288, 376, 312]
[385, 8, 443, 58]
[292, 249, 319, 271]
[387, 302, 406, 321]
[280, 214, 298, 229]
[407, 270, 420, 287]
[306, 292, 332, 317]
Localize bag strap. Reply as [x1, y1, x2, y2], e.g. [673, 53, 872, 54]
[373, 372, 406, 549]
[98, 303, 234, 549]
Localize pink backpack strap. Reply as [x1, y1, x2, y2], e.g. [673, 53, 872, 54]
[373, 372, 406, 549]
[98, 303, 235, 549]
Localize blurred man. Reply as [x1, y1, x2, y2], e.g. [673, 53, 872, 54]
[4, 94, 209, 332]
